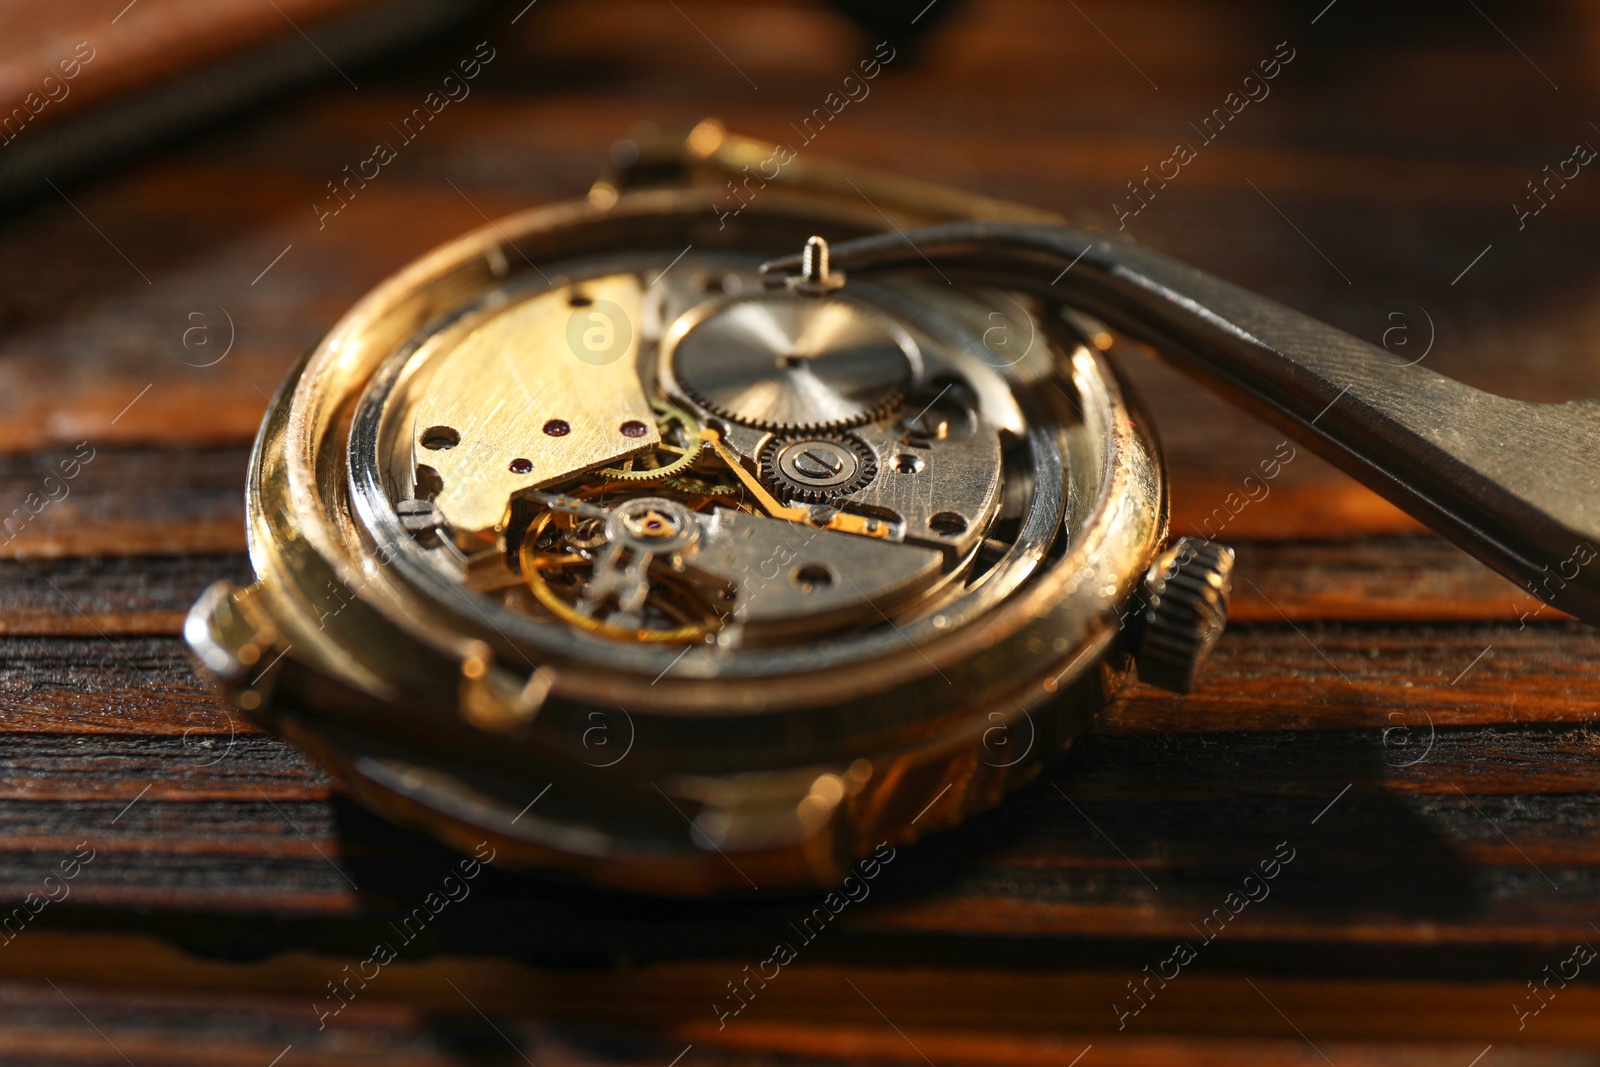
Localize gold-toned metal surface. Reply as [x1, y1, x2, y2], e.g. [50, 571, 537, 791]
[409, 274, 659, 533]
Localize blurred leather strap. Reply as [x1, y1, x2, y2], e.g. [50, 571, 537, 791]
[0, 0, 500, 209]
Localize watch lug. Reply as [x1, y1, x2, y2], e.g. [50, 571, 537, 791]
[457, 642, 552, 735]
[184, 580, 282, 711]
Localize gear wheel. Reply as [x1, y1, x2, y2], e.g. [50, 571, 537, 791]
[669, 293, 915, 432]
[661, 475, 739, 497]
[599, 400, 703, 481]
[758, 433, 878, 504]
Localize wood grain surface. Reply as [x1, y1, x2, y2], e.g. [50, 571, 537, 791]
[2, 0, 1600, 1063]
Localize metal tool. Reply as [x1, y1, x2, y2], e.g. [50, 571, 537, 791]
[764, 225, 1600, 625]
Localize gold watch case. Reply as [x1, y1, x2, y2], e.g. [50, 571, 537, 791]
[185, 121, 1172, 894]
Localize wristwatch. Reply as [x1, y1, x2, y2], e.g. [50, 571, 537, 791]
[186, 120, 1599, 894]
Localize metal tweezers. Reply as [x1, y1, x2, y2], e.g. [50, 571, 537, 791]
[764, 224, 1600, 626]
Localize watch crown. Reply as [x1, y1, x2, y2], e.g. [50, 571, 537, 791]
[1134, 537, 1235, 693]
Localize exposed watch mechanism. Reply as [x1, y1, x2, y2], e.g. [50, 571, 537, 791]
[374, 237, 1020, 651]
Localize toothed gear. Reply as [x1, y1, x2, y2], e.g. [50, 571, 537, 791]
[759, 433, 878, 503]
[669, 292, 915, 432]
[662, 475, 738, 496]
[599, 400, 704, 481]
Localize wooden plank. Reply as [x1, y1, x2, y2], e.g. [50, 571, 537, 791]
[0, 636, 244, 735]
[0, 0, 407, 135]
[0, 448, 245, 559]
[0, 980, 1588, 1067]
[1227, 539, 1545, 623]
[0, 940, 1597, 1051]
[0, 734, 323, 802]
[1111, 622, 1599, 733]
[0, 554, 251, 634]
[1, 723, 1597, 937]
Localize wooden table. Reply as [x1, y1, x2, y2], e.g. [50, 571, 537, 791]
[3, 0, 1599, 1062]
